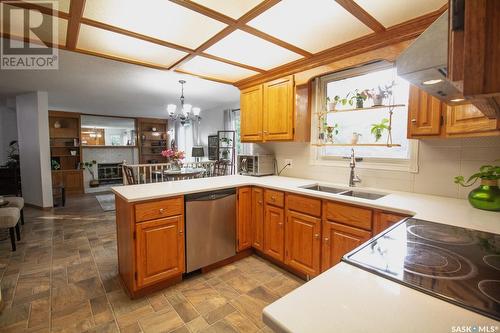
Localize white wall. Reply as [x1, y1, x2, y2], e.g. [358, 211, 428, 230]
[0, 102, 18, 165]
[16, 92, 53, 208]
[266, 136, 500, 199]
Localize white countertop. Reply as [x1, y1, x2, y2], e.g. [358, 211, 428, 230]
[113, 175, 500, 332]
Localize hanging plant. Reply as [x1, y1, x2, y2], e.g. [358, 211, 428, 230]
[370, 118, 389, 142]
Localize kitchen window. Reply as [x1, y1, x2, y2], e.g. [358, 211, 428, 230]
[312, 62, 418, 172]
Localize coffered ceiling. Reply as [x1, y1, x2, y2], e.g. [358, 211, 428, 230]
[1, 0, 447, 86]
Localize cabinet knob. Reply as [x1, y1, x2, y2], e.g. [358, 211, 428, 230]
[179, 229, 183, 235]
[159, 208, 165, 213]
[258, 201, 263, 205]
[271, 196, 276, 201]
[324, 237, 329, 242]
[314, 233, 320, 239]
[278, 222, 283, 226]
[411, 119, 417, 123]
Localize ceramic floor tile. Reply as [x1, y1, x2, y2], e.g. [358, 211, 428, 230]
[137, 309, 184, 333]
[202, 302, 236, 325]
[90, 295, 114, 325]
[166, 293, 199, 323]
[51, 300, 95, 333]
[186, 316, 210, 333]
[182, 282, 228, 315]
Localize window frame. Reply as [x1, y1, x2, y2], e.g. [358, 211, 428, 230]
[310, 61, 419, 173]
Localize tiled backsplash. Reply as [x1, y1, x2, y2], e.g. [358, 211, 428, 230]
[266, 136, 500, 199]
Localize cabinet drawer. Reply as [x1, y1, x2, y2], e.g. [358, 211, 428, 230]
[324, 201, 372, 231]
[264, 189, 284, 207]
[135, 197, 183, 222]
[286, 194, 321, 217]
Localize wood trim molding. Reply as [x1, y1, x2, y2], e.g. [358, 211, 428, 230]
[66, 0, 85, 49]
[234, 7, 446, 89]
[4, 0, 69, 19]
[334, 0, 385, 32]
[173, 69, 235, 85]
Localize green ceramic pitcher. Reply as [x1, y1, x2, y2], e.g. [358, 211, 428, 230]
[468, 179, 500, 211]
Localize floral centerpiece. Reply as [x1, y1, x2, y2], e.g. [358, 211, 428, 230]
[161, 149, 185, 171]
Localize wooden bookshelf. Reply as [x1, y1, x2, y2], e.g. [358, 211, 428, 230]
[49, 111, 83, 194]
[137, 118, 169, 164]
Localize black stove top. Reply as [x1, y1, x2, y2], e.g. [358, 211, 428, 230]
[343, 218, 500, 321]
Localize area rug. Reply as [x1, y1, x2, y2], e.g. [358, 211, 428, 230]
[96, 194, 115, 212]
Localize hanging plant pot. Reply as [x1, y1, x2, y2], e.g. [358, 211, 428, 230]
[468, 179, 500, 211]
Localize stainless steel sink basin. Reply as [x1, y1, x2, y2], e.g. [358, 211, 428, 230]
[301, 185, 347, 194]
[301, 185, 386, 200]
[339, 190, 386, 200]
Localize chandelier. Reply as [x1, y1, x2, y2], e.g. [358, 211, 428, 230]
[167, 80, 201, 125]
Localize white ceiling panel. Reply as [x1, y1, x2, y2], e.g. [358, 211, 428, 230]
[83, 0, 227, 49]
[178, 56, 258, 82]
[354, 0, 446, 27]
[190, 0, 264, 19]
[204, 30, 303, 70]
[248, 0, 372, 53]
[77, 24, 188, 68]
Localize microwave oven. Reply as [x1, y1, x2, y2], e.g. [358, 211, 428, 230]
[238, 155, 275, 176]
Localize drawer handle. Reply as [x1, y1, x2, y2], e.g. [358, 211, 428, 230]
[314, 233, 320, 240]
[159, 208, 165, 213]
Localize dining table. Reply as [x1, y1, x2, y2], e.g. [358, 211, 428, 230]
[152, 167, 206, 181]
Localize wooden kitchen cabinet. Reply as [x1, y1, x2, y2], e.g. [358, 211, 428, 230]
[263, 75, 295, 141]
[285, 210, 321, 276]
[322, 221, 371, 272]
[408, 86, 499, 138]
[407, 84, 443, 137]
[237, 187, 253, 251]
[135, 215, 184, 288]
[251, 187, 264, 251]
[373, 211, 409, 235]
[264, 204, 285, 262]
[240, 85, 263, 142]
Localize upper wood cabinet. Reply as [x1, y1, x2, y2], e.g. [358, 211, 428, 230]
[240, 75, 309, 143]
[251, 187, 264, 251]
[135, 215, 184, 288]
[285, 210, 321, 277]
[240, 85, 263, 142]
[237, 187, 253, 251]
[263, 75, 295, 141]
[408, 86, 499, 139]
[448, 0, 500, 118]
[408, 85, 442, 137]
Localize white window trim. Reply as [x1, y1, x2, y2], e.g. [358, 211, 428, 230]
[310, 61, 419, 173]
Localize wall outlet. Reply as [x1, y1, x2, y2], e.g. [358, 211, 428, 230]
[284, 159, 293, 169]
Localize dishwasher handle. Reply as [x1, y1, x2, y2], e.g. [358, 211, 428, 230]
[185, 188, 236, 202]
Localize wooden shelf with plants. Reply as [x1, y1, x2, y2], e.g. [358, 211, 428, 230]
[49, 111, 83, 194]
[138, 118, 169, 164]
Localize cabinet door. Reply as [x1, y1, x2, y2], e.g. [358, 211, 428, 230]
[136, 215, 184, 288]
[446, 104, 499, 135]
[321, 221, 371, 272]
[263, 75, 294, 141]
[252, 187, 264, 250]
[373, 211, 408, 235]
[285, 211, 321, 276]
[240, 85, 263, 142]
[63, 171, 83, 194]
[407, 85, 442, 137]
[237, 187, 252, 251]
[264, 204, 285, 262]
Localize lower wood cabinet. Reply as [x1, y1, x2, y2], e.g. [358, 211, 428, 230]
[285, 210, 321, 276]
[251, 187, 264, 251]
[237, 187, 253, 251]
[135, 215, 184, 288]
[263, 204, 285, 262]
[373, 211, 409, 235]
[322, 221, 371, 272]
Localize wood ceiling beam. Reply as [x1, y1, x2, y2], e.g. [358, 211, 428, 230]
[334, 0, 385, 32]
[174, 69, 235, 85]
[234, 7, 446, 89]
[200, 53, 265, 73]
[4, 1, 69, 19]
[66, 0, 85, 49]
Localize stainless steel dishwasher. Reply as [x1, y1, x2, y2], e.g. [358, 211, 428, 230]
[185, 188, 236, 273]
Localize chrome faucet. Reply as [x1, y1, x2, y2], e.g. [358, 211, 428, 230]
[348, 148, 362, 187]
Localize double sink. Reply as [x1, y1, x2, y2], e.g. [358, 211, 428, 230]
[301, 184, 386, 200]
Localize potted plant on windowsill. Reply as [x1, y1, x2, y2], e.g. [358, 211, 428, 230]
[454, 164, 500, 211]
[365, 81, 395, 106]
[370, 118, 390, 142]
[83, 160, 99, 187]
[352, 90, 368, 109]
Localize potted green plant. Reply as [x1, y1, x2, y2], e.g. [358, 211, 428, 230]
[454, 164, 500, 211]
[220, 137, 233, 147]
[325, 123, 339, 143]
[365, 81, 395, 106]
[333, 93, 354, 109]
[370, 118, 389, 142]
[352, 90, 368, 109]
[83, 160, 99, 187]
[326, 97, 336, 111]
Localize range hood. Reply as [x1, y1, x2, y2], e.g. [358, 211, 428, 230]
[397, 11, 463, 102]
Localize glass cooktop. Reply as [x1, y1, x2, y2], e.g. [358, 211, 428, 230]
[343, 218, 500, 321]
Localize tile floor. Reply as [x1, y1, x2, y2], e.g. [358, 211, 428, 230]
[0, 194, 304, 333]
